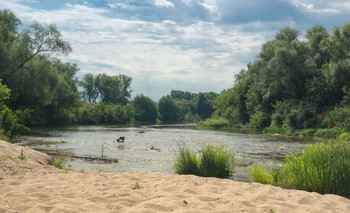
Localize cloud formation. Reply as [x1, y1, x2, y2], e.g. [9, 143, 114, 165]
[1, 0, 350, 100]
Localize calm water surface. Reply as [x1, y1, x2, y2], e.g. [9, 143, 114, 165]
[13, 124, 309, 182]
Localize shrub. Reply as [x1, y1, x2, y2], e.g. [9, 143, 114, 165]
[197, 119, 230, 128]
[338, 132, 350, 141]
[280, 141, 350, 196]
[263, 126, 284, 134]
[199, 144, 235, 178]
[248, 164, 273, 184]
[173, 147, 200, 175]
[314, 127, 342, 138]
[301, 128, 317, 137]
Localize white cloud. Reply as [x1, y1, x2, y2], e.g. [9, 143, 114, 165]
[290, 0, 342, 14]
[154, 0, 174, 8]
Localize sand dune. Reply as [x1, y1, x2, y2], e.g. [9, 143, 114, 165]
[0, 140, 349, 212]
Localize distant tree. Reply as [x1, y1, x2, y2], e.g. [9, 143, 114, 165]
[95, 73, 132, 105]
[80, 73, 99, 103]
[158, 95, 178, 123]
[132, 94, 158, 123]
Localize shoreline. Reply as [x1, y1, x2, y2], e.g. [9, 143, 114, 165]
[1, 140, 350, 212]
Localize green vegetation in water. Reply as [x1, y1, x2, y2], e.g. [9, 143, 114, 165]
[249, 141, 350, 197]
[174, 144, 235, 178]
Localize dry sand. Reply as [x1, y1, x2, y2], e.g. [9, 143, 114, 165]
[0, 140, 349, 213]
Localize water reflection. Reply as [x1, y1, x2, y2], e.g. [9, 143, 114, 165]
[13, 124, 309, 182]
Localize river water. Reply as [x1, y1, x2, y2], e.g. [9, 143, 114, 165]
[12, 124, 309, 182]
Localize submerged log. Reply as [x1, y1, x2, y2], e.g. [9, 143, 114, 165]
[48, 152, 118, 163]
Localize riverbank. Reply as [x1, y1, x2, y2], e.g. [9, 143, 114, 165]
[1, 140, 349, 212]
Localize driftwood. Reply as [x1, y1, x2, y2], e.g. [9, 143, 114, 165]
[48, 152, 118, 163]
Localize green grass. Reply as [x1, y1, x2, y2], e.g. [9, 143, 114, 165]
[248, 164, 273, 184]
[301, 128, 317, 137]
[250, 141, 350, 196]
[174, 144, 235, 178]
[53, 157, 70, 169]
[197, 119, 230, 128]
[0, 153, 13, 161]
[262, 126, 285, 134]
[314, 128, 342, 138]
[173, 147, 200, 175]
[280, 141, 350, 196]
[199, 144, 235, 177]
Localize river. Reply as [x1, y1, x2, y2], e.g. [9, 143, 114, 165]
[12, 124, 309, 182]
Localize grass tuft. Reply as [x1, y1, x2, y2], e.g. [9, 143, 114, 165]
[280, 141, 350, 196]
[199, 144, 235, 177]
[53, 157, 70, 169]
[173, 147, 200, 175]
[248, 164, 273, 184]
[174, 144, 235, 178]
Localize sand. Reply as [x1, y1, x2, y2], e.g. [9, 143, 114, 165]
[0, 140, 349, 213]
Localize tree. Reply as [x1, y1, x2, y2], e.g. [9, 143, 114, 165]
[158, 95, 178, 123]
[0, 14, 71, 80]
[80, 73, 99, 103]
[95, 73, 132, 105]
[132, 94, 158, 123]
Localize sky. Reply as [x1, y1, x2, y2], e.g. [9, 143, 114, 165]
[1, 0, 350, 101]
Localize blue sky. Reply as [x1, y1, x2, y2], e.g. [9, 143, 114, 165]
[1, 0, 350, 100]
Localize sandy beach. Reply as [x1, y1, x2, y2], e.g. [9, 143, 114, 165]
[0, 140, 349, 213]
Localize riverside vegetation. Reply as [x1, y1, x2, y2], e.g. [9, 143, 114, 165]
[249, 140, 350, 197]
[173, 144, 235, 178]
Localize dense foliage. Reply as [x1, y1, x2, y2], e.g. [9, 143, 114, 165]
[213, 22, 350, 133]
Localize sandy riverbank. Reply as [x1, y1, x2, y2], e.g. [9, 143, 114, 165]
[0, 140, 349, 212]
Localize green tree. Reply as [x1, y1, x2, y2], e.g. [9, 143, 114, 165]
[158, 95, 178, 123]
[132, 94, 158, 123]
[80, 73, 99, 103]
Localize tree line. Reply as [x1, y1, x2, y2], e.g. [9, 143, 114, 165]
[0, 9, 217, 139]
[211, 22, 350, 135]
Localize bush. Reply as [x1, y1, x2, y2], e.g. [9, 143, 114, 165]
[197, 119, 230, 128]
[314, 127, 342, 138]
[280, 141, 350, 196]
[199, 144, 235, 177]
[301, 128, 317, 137]
[173, 144, 235, 178]
[173, 148, 200, 175]
[338, 132, 350, 141]
[263, 126, 284, 134]
[248, 164, 273, 184]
